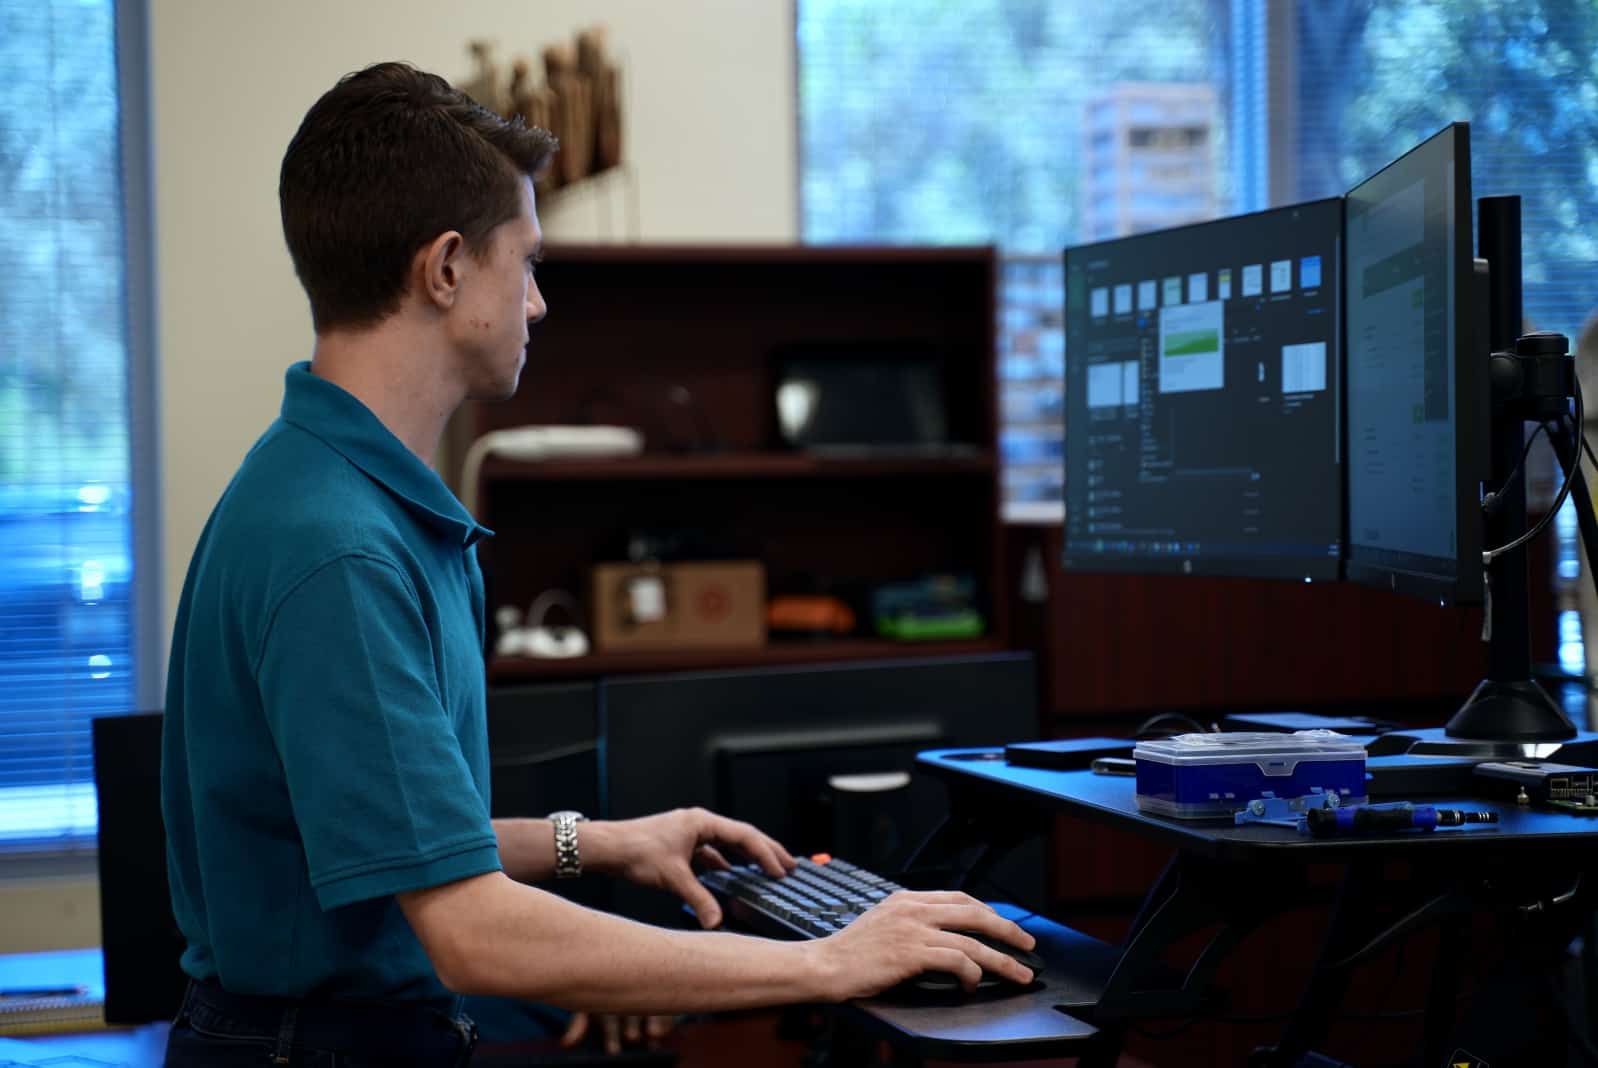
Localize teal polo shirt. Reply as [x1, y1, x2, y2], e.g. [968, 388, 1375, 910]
[162, 361, 502, 1003]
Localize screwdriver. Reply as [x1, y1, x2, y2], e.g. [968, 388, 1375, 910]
[1305, 803, 1498, 837]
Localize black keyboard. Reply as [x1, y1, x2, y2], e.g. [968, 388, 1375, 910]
[699, 857, 1045, 994]
[699, 856, 903, 939]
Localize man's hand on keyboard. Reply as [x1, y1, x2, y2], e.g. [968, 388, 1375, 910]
[812, 890, 1037, 998]
[597, 806, 797, 929]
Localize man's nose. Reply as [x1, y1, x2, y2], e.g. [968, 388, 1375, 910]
[526, 280, 547, 325]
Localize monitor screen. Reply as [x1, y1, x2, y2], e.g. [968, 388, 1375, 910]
[1343, 122, 1486, 604]
[1062, 198, 1344, 579]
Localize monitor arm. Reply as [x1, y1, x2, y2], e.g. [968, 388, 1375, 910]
[1447, 329, 1579, 741]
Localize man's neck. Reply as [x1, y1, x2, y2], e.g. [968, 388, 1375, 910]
[308, 323, 463, 467]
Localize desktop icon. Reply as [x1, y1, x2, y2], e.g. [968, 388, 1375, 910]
[1300, 255, 1322, 288]
[1270, 259, 1292, 292]
[1241, 264, 1263, 297]
[1113, 283, 1133, 315]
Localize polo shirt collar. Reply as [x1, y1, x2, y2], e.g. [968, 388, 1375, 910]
[279, 361, 493, 547]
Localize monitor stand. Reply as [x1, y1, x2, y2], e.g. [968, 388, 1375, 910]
[1366, 725, 1598, 764]
[1414, 205, 1589, 756]
[1375, 329, 1595, 765]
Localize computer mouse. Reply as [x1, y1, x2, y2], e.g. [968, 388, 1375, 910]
[908, 931, 1045, 993]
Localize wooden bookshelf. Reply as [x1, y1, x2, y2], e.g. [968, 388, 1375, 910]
[478, 451, 997, 483]
[453, 244, 1008, 682]
[488, 638, 1009, 682]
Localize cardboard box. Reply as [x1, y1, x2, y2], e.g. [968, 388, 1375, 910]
[592, 561, 766, 651]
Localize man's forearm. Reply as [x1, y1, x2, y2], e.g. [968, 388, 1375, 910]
[402, 872, 832, 1012]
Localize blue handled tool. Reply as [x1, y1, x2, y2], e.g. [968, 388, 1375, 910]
[1305, 803, 1498, 837]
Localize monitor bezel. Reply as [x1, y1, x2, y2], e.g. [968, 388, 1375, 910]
[1342, 121, 1487, 606]
[1060, 196, 1346, 582]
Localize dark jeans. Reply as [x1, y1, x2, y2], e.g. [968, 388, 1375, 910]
[163, 979, 477, 1067]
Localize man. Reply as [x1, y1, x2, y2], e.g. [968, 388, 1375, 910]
[161, 62, 1036, 1067]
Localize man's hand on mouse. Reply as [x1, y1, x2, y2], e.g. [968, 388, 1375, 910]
[805, 890, 1037, 999]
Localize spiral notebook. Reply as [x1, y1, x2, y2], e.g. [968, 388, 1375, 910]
[0, 949, 104, 1037]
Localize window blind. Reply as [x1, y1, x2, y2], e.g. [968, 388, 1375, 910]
[0, 0, 138, 851]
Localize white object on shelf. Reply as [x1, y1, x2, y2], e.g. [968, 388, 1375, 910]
[460, 425, 644, 517]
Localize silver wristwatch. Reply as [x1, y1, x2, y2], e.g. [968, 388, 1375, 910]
[549, 810, 586, 879]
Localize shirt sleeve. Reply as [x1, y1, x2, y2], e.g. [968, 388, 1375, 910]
[253, 553, 501, 910]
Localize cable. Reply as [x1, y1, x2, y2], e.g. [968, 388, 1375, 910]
[1482, 423, 1549, 515]
[1320, 889, 1454, 973]
[1134, 711, 1211, 739]
[1483, 379, 1585, 565]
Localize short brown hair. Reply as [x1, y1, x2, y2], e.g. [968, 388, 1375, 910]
[279, 62, 557, 333]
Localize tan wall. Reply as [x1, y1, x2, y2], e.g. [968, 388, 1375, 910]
[152, 0, 798, 656]
[0, 874, 100, 953]
[0, 0, 796, 956]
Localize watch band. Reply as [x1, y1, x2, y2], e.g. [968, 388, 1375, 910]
[550, 810, 585, 879]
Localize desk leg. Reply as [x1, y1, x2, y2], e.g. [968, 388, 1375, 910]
[1585, 911, 1598, 1050]
[1422, 914, 1466, 1068]
[900, 783, 1051, 892]
[1097, 852, 1296, 1021]
[1083, 1025, 1130, 1068]
[1265, 858, 1385, 1066]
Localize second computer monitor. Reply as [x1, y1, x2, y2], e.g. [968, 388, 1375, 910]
[1062, 198, 1344, 580]
[1343, 121, 1486, 605]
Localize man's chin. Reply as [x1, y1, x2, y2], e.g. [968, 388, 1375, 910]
[467, 365, 524, 403]
[477, 378, 520, 403]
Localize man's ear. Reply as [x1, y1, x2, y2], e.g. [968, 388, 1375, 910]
[417, 231, 466, 311]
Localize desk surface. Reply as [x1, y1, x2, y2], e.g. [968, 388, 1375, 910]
[0, 1026, 167, 1067]
[920, 748, 1598, 862]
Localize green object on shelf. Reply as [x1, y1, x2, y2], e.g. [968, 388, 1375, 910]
[875, 611, 985, 641]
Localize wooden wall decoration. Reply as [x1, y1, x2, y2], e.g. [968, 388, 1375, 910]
[458, 30, 623, 192]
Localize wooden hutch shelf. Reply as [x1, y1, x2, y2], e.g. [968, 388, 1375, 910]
[454, 244, 1007, 678]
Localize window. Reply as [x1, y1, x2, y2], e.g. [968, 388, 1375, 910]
[0, 0, 158, 852]
[1289, 1, 1598, 345]
[798, 0, 1598, 511]
[798, 0, 1237, 509]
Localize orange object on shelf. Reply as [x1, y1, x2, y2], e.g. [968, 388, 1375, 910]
[767, 595, 856, 634]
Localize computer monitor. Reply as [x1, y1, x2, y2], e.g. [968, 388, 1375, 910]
[92, 712, 186, 1025]
[1343, 121, 1489, 605]
[600, 654, 1045, 926]
[1062, 198, 1344, 580]
[1341, 124, 1588, 750]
